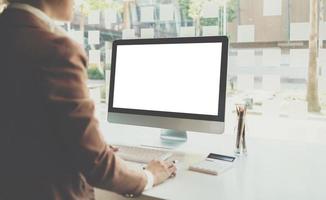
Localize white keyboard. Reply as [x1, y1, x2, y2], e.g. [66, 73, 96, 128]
[116, 145, 172, 163]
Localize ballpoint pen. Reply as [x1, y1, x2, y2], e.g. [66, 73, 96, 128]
[242, 123, 247, 154]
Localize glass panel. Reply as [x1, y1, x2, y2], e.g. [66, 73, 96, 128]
[2, 0, 324, 143]
[66, 0, 326, 143]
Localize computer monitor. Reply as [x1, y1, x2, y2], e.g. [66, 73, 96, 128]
[108, 36, 228, 144]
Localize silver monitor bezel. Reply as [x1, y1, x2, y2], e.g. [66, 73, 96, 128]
[108, 36, 228, 134]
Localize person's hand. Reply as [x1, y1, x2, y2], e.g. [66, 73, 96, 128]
[145, 160, 177, 186]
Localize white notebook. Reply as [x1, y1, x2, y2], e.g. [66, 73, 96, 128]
[189, 153, 235, 175]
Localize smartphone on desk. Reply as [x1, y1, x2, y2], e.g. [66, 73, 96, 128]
[189, 153, 235, 175]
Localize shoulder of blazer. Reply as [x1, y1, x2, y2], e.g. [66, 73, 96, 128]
[0, 8, 49, 30]
[50, 36, 88, 69]
[0, 8, 88, 69]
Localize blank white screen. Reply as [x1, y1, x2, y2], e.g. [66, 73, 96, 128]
[113, 42, 222, 116]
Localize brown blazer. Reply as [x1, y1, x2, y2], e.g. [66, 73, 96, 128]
[0, 8, 146, 200]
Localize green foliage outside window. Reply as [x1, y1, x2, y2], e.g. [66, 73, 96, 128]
[87, 67, 105, 80]
[200, 18, 219, 26]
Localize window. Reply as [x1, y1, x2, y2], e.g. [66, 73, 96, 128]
[70, 0, 326, 144]
[1, 0, 325, 144]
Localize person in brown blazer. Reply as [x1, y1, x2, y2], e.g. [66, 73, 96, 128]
[0, 0, 177, 199]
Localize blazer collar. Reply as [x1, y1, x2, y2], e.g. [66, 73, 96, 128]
[3, 3, 67, 35]
[8, 3, 56, 31]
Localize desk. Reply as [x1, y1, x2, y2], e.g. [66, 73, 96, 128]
[95, 122, 326, 200]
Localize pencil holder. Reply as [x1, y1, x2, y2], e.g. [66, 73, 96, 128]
[235, 104, 247, 155]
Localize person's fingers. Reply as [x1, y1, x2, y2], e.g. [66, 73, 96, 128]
[168, 162, 175, 168]
[168, 164, 177, 175]
[159, 160, 169, 169]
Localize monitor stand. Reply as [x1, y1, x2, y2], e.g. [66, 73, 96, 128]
[160, 129, 187, 148]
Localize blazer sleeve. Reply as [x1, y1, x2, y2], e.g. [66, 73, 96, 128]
[40, 37, 147, 196]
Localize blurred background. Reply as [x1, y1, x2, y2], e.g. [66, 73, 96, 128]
[1, 0, 326, 144]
